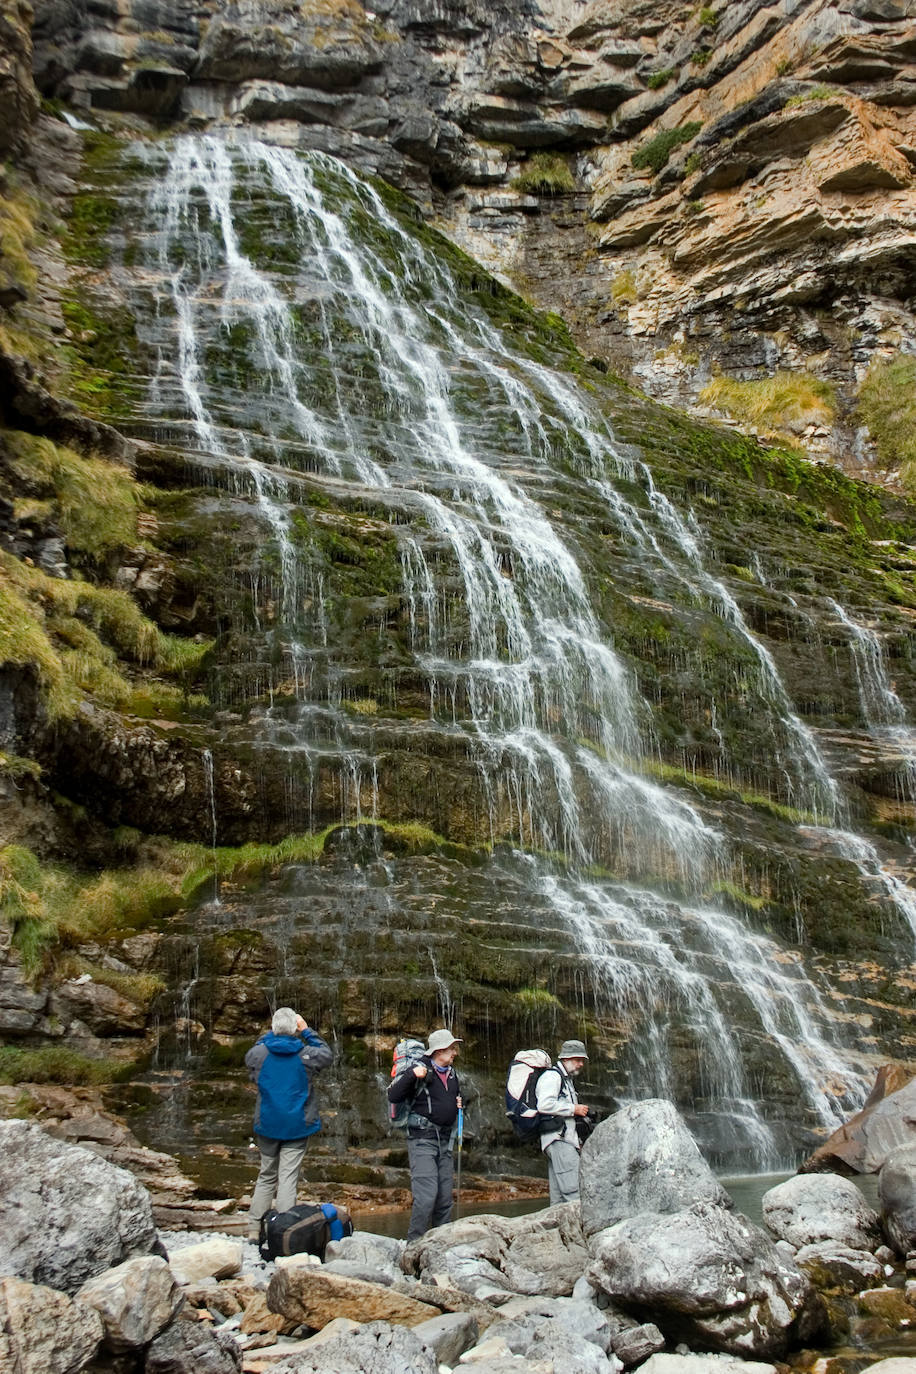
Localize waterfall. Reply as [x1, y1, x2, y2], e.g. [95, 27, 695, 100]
[201, 748, 220, 904]
[117, 131, 907, 1165]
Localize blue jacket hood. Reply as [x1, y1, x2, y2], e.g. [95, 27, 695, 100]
[262, 1033, 306, 1056]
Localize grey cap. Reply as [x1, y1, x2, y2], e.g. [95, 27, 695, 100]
[427, 1029, 462, 1054]
[559, 1039, 588, 1060]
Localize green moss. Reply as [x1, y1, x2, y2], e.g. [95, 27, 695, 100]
[785, 84, 839, 108]
[64, 194, 118, 268]
[632, 122, 703, 174]
[698, 6, 718, 26]
[511, 154, 576, 196]
[647, 68, 676, 89]
[515, 987, 562, 1011]
[0, 1045, 119, 1085]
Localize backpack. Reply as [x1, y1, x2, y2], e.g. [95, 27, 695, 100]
[505, 1048, 553, 1138]
[387, 1037, 428, 1129]
[258, 1201, 353, 1262]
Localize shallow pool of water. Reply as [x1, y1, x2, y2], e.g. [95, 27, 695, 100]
[352, 1171, 883, 1238]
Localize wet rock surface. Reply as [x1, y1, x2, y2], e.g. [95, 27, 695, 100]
[761, 1172, 883, 1250]
[0, 1120, 159, 1295]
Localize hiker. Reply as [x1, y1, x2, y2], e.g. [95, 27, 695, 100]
[388, 1028, 462, 1243]
[244, 1007, 333, 1240]
[535, 1038, 590, 1204]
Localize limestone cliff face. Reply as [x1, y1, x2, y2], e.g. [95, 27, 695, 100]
[27, 0, 916, 482]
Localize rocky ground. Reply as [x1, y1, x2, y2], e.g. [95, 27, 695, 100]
[5, 1097, 916, 1373]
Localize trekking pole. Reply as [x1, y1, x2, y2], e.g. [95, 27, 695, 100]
[455, 1105, 463, 1219]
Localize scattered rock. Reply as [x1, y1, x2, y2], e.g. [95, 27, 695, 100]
[794, 1241, 884, 1292]
[146, 1315, 243, 1374]
[265, 1318, 437, 1373]
[412, 1310, 479, 1364]
[0, 1274, 103, 1374]
[267, 1260, 441, 1330]
[77, 1254, 184, 1351]
[168, 1238, 243, 1284]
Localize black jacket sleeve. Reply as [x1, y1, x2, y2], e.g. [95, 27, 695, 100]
[388, 1067, 422, 1104]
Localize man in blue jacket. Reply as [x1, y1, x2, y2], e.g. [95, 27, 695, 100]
[245, 1006, 333, 1239]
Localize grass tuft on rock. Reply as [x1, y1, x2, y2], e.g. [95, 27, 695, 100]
[856, 353, 916, 489]
[512, 154, 576, 196]
[700, 371, 835, 439]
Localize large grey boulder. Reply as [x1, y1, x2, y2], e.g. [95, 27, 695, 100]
[762, 1173, 882, 1250]
[0, 1120, 158, 1295]
[579, 1100, 732, 1238]
[879, 1142, 916, 1254]
[588, 1201, 825, 1357]
[77, 1255, 184, 1351]
[0, 1274, 103, 1374]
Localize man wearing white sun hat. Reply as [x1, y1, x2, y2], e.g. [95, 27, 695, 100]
[536, 1038, 591, 1204]
[388, 1028, 463, 1242]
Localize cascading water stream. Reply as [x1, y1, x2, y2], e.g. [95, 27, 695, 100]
[123, 131, 898, 1163]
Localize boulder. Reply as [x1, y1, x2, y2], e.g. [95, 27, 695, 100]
[527, 1324, 620, 1372]
[325, 1231, 405, 1267]
[265, 1318, 437, 1373]
[639, 1358, 777, 1374]
[800, 1067, 916, 1174]
[267, 1261, 441, 1329]
[762, 1173, 882, 1250]
[588, 1201, 824, 1357]
[485, 1294, 613, 1355]
[77, 1255, 184, 1351]
[0, 1120, 158, 1295]
[166, 1238, 243, 1284]
[145, 1316, 242, 1373]
[579, 1100, 732, 1238]
[401, 1204, 588, 1299]
[794, 1241, 884, 1292]
[0, 1274, 103, 1374]
[879, 1143, 916, 1254]
[411, 1310, 479, 1364]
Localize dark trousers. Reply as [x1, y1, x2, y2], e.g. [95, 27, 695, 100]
[406, 1131, 454, 1243]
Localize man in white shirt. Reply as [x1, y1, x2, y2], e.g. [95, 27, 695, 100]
[535, 1039, 590, 1204]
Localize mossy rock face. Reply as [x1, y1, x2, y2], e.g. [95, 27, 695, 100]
[5, 131, 916, 1177]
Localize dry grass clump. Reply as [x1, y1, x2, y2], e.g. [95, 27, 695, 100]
[856, 353, 916, 489]
[0, 551, 211, 718]
[7, 433, 139, 561]
[700, 371, 835, 438]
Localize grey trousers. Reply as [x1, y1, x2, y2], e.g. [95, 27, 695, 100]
[248, 1134, 310, 1227]
[406, 1133, 454, 1243]
[545, 1139, 581, 1204]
